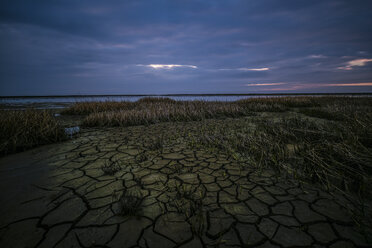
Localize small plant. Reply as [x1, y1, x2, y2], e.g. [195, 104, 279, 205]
[168, 184, 205, 218]
[116, 188, 143, 216]
[169, 184, 206, 235]
[190, 210, 206, 236]
[101, 160, 121, 175]
[135, 153, 148, 163]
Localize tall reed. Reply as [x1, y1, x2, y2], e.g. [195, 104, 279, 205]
[0, 110, 66, 155]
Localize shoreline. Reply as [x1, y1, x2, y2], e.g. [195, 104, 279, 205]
[1, 92, 372, 99]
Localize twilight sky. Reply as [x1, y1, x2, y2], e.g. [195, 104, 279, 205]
[1, 0, 372, 95]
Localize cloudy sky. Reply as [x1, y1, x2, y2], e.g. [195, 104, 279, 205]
[1, 0, 372, 95]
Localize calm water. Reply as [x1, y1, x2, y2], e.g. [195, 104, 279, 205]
[1, 95, 371, 109]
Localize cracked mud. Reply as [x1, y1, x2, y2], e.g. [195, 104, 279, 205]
[0, 121, 371, 248]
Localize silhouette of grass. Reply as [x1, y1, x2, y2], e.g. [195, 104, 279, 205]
[0, 110, 66, 156]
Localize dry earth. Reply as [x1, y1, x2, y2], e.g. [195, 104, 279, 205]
[0, 120, 371, 248]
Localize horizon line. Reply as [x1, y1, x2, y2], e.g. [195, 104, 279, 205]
[1, 92, 372, 98]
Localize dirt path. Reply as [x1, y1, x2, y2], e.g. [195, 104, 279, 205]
[0, 122, 370, 248]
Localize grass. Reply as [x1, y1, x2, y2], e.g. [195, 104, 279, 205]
[60, 96, 372, 128]
[61, 101, 134, 115]
[135, 153, 148, 163]
[236, 96, 319, 110]
[115, 188, 143, 216]
[186, 111, 372, 198]
[101, 160, 121, 176]
[163, 181, 206, 235]
[82, 100, 249, 127]
[0, 110, 66, 156]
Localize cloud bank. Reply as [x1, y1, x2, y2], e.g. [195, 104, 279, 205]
[0, 0, 371, 95]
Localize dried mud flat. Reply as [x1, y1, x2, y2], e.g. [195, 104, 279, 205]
[0, 120, 371, 248]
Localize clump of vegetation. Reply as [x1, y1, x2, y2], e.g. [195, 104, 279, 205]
[61, 101, 134, 115]
[236, 96, 320, 110]
[101, 160, 121, 175]
[135, 153, 148, 163]
[82, 101, 249, 127]
[299, 108, 343, 121]
[137, 97, 176, 104]
[187, 104, 372, 198]
[61, 97, 176, 115]
[115, 188, 143, 216]
[0, 110, 66, 156]
[172, 184, 205, 235]
[61, 96, 372, 128]
[164, 181, 205, 225]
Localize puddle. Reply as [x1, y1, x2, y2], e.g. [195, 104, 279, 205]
[65, 126, 80, 137]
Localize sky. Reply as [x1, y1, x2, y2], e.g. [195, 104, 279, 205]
[1, 0, 372, 95]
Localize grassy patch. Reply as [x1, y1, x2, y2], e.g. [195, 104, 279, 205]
[0, 110, 66, 156]
[186, 112, 372, 197]
[299, 108, 344, 120]
[236, 96, 320, 110]
[82, 101, 250, 127]
[101, 160, 121, 175]
[137, 96, 176, 103]
[114, 188, 144, 216]
[61, 96, 372, 127]
[61, 101, 134, 115]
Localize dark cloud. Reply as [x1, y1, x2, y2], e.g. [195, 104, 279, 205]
[0, 0, 372, 95]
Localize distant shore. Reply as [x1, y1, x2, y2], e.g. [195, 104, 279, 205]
[1, 92, 372, 99]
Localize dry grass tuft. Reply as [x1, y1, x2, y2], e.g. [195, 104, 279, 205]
[82, 101, 249, 127]
[115, 188, 143, 216]
[187, 106, 372, 198]
[101, 160, 121, 175]
[0, 110, 66, 156]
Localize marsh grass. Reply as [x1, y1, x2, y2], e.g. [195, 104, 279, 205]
[236, 96, 315, 111]
[299, 108, 344, 121]
[135, 153, 148, 163]
[114, 188, 143, 216]
[136, 97, 176, 103]
[0, 110, 66, 156]
[82, 100, 249, 127]
[166, 182, 205, 234]
[61, 101, 134, 115]
[75, 96, 371, 198]
[101, 160, 121, 175]
[61, 96, 372, 127]
[188, 112, 372, 198]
